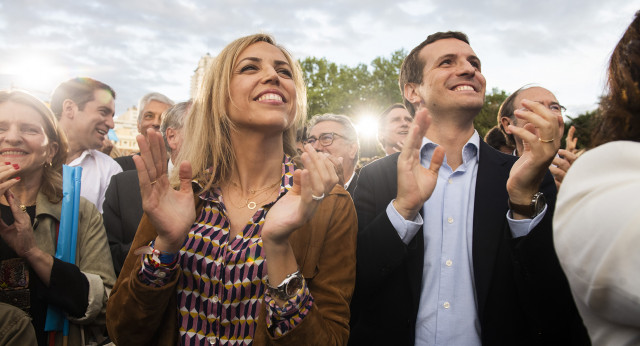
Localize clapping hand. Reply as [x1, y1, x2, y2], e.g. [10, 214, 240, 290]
[393, 106, 444, 220]
[506, 99, 563, 213]
[262, 143, 339, 244]
[133, 130, 196, 253]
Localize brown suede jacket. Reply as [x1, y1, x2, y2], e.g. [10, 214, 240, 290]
[106, 184, 357, 345]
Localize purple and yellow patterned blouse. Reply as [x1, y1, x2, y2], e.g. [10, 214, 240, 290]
[138, 156, 313, 345]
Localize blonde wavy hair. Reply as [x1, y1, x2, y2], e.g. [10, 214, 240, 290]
[173, 34, 306, 192]
[0, 90, 69, 203]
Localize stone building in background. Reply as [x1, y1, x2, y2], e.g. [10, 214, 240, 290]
[190, 53, 214, 98]
[113, 106, 139, 155]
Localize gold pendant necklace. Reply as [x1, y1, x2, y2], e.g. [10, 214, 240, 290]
[226, 177, 282, 210]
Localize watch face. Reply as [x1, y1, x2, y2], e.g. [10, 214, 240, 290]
[534, 192, 546, 214]
[285, 276, 303, 296]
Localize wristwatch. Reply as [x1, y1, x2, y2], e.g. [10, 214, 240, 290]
[265, 271, 304, 300]
[508, 192, 546, 218]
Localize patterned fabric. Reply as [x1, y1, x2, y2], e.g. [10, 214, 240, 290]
[264, 282, 314, 336]
[138, 155, 313, 345]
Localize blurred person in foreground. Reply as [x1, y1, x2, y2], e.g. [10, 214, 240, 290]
[498, 85, 578, 189]
[103, 101, 191, 277]
[0, 90, 116, 346]
[106, 34, 357, 345]
[50, 77, 122, 212]
[554, 11, 640, 345]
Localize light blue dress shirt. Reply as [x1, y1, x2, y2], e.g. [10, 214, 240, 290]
[387, 132, 547, 345]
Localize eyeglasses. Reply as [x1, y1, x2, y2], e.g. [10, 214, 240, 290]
[304, 132, 346, 147]
[548, 103, 566, 114]
[519, 102, 566, 115]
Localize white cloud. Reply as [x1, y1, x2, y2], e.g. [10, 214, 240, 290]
[0, 0, 638, 116]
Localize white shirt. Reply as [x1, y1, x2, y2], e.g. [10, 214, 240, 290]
[68, 149, 122, 213]
[344, 172, 356, 191]
[554, 141, 640, 345]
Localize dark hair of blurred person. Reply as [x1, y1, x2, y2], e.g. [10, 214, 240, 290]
[484, 125, 515, 154]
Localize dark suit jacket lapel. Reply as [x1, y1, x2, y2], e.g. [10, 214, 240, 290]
[472, 141, 514, 319]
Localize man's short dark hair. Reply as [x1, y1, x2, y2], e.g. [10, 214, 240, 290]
[399, 31, 470, 116]
[50, 77, 116, 119]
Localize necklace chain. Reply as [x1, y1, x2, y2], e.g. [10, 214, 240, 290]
[231, 177, 281, 195]
[226, 177, 282, 210]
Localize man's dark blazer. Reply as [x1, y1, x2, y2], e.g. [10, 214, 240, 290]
[348, 140, 589, 345]
[346, 171, 358, 198]
[103, 170, 143, 277]
[115, 154, 137, 171]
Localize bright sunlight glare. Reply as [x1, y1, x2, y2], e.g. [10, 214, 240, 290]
[354, 113, 378, 140]
[0, 55, 68, 97]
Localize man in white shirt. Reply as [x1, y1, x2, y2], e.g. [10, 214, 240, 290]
[306, 114, 359, 197]
[50, 77, 122, 213]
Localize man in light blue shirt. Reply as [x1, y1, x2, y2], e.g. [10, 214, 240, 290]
[348, 32, 589, 345]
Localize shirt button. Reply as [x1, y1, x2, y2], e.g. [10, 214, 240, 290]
[156, 271, 166, 278]
[447, 217, 454, 224]
[448, 178, 453, 184]
[212, 296, 219, 303]
[443, 302, 450, 309]
[446, 259, 452, 267]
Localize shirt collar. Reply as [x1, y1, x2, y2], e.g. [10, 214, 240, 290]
[420, 130, 480, 166]
[344, 172, 356, 189]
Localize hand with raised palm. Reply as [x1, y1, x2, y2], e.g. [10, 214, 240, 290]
[133, 130, 195, 253]
[393, 106, 444, 220]
[507, 99, 563, 209]
[262, 144, 339, 245]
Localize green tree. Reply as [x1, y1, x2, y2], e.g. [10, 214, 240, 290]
[475, 88, 508, 138]
[564, 108, 599, 150]
[299, 49, 406, 118]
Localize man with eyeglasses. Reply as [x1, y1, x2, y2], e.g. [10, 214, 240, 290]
[306, 114, 359, 197]
[498, 86, 578, 189]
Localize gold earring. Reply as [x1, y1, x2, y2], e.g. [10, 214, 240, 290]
[44, 162, 52, 168]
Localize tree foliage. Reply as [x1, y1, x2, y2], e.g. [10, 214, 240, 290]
[474, 88, 508, 138]
[564, 108, 599, 149]
[300, 49, 406, 118]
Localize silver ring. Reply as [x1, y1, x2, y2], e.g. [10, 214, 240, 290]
[311, 193, 325, 201]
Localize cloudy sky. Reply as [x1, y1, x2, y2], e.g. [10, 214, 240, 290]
[1, 0, 638, 121]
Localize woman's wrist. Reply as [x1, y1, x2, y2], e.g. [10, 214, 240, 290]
[154, 235, 184, 254]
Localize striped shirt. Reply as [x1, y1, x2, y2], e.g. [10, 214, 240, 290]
[139, 156, 313, 345]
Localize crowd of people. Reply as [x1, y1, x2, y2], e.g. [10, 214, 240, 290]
[0, 9, 638, 346]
